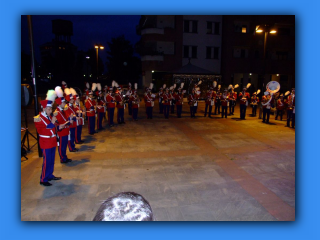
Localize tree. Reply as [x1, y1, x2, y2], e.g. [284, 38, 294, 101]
[106, 35, 141, 84]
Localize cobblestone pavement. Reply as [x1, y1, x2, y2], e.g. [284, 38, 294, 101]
[21, 101, 295, 221]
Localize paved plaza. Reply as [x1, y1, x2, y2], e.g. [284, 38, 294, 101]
[21, 101, 295, 221]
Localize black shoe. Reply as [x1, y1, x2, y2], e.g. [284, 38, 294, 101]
[95, 130, 98, 133]
[70, 149, 77, 152]
[40, 182, 52, 186]
[80, 140, 84, 143]
[66, 159, 72, 162]
[75, 142, 83, 144]
[49, 177, 62, 181]
[61, 161, 67, 164]
[122, 122, 126, 124]
[89, 133, 94, 135]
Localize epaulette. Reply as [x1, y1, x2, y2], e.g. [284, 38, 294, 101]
[33, 114, 41, 122]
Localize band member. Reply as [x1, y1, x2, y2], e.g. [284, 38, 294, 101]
[221, 89, 229, 118]
[188, 89, 197, 118]
[251, 92, 259, 116]
[54, 86, 72, 163]
[64, 88, 78, 152]
[170, 88, 175, 114]
[238, 87, 250, 119]
[174, 87, 184, 118]
[34, 91, 62, 186]
[85, 90, 97, 134]
[97, 90, 106, 129]
[106, 87, 116, 127]
[162, 88, 171, 119]
[130, 90, 140, 121]
[158, 86, 164, 114]
[285, 88, 295, 128]
[126, 83, 133, 116]
[73, 94, 85, 144]
[204, 87, 214, 117]
[214, 87, 221, 115]
[115, 86, 126, 124]
[228, 88, 237, 115]
[144, 88, 155, 119]
[261, 91, 274, 123]
[275, 94, 285, 121]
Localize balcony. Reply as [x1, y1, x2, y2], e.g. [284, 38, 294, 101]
[141, 28, 164, 35]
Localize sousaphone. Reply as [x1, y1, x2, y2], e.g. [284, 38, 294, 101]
[261, 81, 280, 106]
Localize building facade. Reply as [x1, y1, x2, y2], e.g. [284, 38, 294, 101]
[221, 15, 295, 93]
[136, 15, 223, 89]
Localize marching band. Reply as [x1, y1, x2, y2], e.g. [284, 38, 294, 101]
[34, 80, 295, 186]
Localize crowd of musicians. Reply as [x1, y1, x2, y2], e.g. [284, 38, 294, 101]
[34, 80, 295, 186]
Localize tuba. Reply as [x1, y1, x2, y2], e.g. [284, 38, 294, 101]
[261, 81, 280, 106]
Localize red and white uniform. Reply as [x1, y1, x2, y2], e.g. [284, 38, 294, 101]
[34, 112, 57, 149]
[221, 93, 229, 107]
[97, 98, 106, 113]
[239, 91, 250, 105]
[205, 91, 214, 105]
[106, 93, 116, 108]
[261, 95, 273, 109]
[144, 92, 155, 107]
[228, 92, 237, 101]
[174, 92, 183, 105]
[115, 92, 125, 109]
[74, 103, 84, 126]
[162, 92, 171, 106]
[54, 107, 70, 137]
[130, 95, 140, 108]
[215, 91, 222, 103]
[85, 97, 96, 117]
[251, 96, 259, 105]
[64, 103, 77, 129]
[286, 95, 295, 110]
[277, 99, 285, 110]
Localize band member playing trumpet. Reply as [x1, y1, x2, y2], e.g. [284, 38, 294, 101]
[214, 87, 221, 115]
[64, 89, 78, 152]
[188, 89, 197, 118]
[54, 87, 72, 163]
[174, 87, 184, 118]
[275, 94, 285, 121]
[228, 88, 237, 115]
[144, 88, 155, 119]
[115, 86, 126, 124]
[239, 87, 250, 120]
[97, 90, 107, 129]
[261, 91, 274, 123]
[158, 87, 164, 114]
[204, 87, 214, 118]
[74, 94, 85, 144]
[130, 90, 140, 121]
[285, 88, 295, 128]
[106, 87, 116, 127]
[251, 92, 259, 117]
[85, 90, 97, 134]
[221, 89, 229, 118]
[162, 88, 171, 119]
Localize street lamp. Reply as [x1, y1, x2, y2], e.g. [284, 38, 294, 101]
[255, 24, 277, 119]
[94, 45, 104, 80]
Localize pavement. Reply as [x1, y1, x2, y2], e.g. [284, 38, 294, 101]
[21, 101, 295, 221]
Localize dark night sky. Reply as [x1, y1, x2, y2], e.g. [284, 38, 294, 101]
[21, 15, 141, 70]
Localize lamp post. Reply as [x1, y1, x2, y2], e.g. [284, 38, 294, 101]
[94, 45, 104, 80]
[255, 24, 277, 118]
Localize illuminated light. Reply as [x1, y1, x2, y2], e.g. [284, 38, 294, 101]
[276, 74, 279, 76]
[100, 46, 104, 49]
[256, 29, 263, 33]
[152, 70, 154, 73]
[86, 56, 90, 59]
[94, 46, 99, 49]
[249, 73, 252, 76]
[270, 30, 277, 34]
[255, 25, 260, 31]
[242, 27, 247, 33]
[84, 75, 86, 77]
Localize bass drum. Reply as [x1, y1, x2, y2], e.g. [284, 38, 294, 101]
[21, 84, 33, 107]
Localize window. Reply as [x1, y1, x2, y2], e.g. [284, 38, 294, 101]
[233, 48, 248, 58]
[242, 25, 247, 33]
[183, 46, 197, 58]
[234, 21, 249, 33]
[207, 22, 220, 35]
[184, 20, 198, 33]
[206, 47, 219, 59]
[276, 51, 288, 60]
